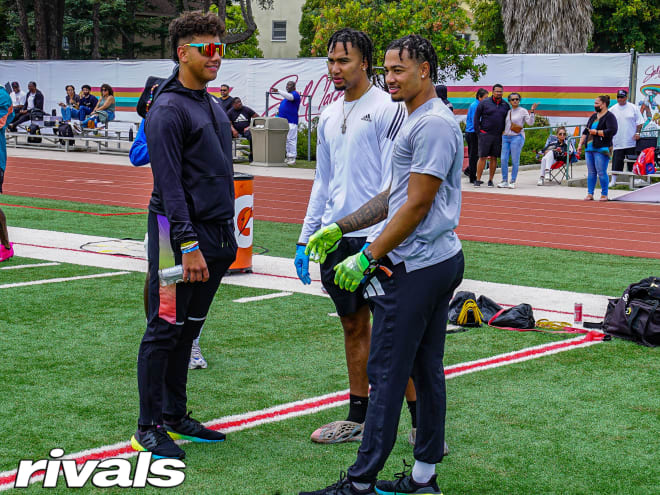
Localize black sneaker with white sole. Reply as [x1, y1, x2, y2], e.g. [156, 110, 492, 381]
[131, 425, 185, 460]
[487, 180, 494, 187]
[374, 461, 442, 494]
[473, 180, 483, 187]
[164, 412, 226, 443]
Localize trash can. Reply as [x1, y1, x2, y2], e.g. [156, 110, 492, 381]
[250, 116, 289, 166]
[228, 172, 254, 273]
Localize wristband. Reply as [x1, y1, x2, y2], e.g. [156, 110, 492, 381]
[362, 248, 378, 270]
[181, 241, 199, 254]
[181, 244, 199, 254]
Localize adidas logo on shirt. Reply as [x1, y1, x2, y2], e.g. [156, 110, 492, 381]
[361, 114, 372, 122]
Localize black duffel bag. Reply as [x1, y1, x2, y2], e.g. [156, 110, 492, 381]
[488, 303, 535, 329]
[603, 277, 660, 347]
[26, 124, 42, 144]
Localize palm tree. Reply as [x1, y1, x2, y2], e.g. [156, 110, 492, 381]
[500, 0, 593, 53]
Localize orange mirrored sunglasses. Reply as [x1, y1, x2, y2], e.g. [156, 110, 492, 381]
[182, 42, 226, 57]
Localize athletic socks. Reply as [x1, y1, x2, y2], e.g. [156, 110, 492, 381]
[346, 394, 369, 424]
[407, 400, 417, 428]
[411, 460, 436, 484]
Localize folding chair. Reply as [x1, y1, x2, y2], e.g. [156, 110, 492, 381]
[547, 160, 566, 184]
[547, 150, 578, 184]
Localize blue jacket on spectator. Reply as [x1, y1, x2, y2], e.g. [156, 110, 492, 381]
[129, 120, 149, 166]
[465, 98, 480, 133]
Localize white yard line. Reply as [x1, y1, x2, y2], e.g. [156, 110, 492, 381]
[7, 227, 611, 321]
[233, 291, 293, 303]
[0, 262, 60, 270]
[0, 271, 130, 289]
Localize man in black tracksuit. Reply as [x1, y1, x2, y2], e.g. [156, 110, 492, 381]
[131, 11, 236, 460]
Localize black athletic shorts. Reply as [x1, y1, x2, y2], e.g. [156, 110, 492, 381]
[0, 168, 4, 194]
[478, 132, 502, 159]
[320, 236, 369, 317]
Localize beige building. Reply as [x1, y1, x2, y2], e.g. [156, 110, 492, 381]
[252, 0, 306, 58]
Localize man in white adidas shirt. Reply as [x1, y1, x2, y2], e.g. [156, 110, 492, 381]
[294, 27, 414, 445]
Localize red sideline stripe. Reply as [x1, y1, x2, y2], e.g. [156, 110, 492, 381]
[0, 335, 603, 490]
[0, 203, 147, 217]
[16, 242, 145, 261]
[446, 331, 604, 376]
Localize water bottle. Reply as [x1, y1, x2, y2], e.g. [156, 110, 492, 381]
[128, 126, 134, 142]
[158, 265, 184, 286]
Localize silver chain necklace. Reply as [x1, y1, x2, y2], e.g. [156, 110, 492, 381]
[341, 83, 373, 134]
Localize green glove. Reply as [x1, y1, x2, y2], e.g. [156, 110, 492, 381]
[333, 252, 373, 292]
[305, 223, 342, 264]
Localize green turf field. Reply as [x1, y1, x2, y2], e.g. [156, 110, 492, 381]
[0, 195, 658, 493]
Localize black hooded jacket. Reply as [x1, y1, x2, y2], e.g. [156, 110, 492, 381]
[145, 75, 234, 247]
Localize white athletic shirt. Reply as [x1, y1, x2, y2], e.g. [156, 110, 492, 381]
[298, 86, 406, 244]
[609, 102, 644, 150]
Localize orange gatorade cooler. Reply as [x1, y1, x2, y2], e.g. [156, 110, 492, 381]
[229, 172, 254, 273]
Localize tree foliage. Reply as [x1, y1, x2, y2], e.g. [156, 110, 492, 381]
[470, 0, 660, 54]
[590, 0, 660, 53]
[0, 0, 265, 60]
[468, 0, 505, 54]
[298, 0, 486, 83]
[210, 1, 263, 57]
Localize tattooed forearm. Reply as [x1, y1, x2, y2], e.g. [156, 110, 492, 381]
[337, 189, 389, 234]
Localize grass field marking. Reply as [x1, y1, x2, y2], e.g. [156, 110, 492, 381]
[0, 202, 147, 217]
[0, 271, 131, 289]
[233, 291, 293, 303]
[445, 331, 605, 379]
[0, 262, 60, 270]
[0, 334, 605, 491]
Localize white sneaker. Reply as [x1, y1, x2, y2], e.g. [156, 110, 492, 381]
[609, 177, 617, 187]
[188, 342, 208, 369]
[633, 178, 647, 187]
[497, 181, 509, 188]
[508, 182, 516, 189]
[537, 177, 544, 186]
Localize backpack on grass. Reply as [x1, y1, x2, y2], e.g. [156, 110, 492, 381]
[603, 277, 660, 347]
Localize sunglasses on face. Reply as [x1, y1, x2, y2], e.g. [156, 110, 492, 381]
[509, 98, 520, 101]
[558, 133, 566, 136]
[183, 42, 226, 57]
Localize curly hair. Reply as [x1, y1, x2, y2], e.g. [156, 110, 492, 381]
[385, 35, 438, 83]
[169, 11, 226, 62]
[327, 28, 374, 78]
[100, 83, 114, 96]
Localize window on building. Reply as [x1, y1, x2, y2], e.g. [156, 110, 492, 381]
[455, 33, 471, 42]
[272, 21, 287, 41]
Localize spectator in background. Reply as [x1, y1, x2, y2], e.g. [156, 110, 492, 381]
[577, 95, 618, 201]
[1, 85, 13, 195]
[474, 83, 509, 187]
[227, 97, 258, 162]
[58, 84, 81, 122]
[8, 81, 44, 132]
[1, 87, 14, 261]
[78, 84, 98, 122]
[218, 84, 235, 113]
[537, 126, 573, 185]
[464, 88, 488, 184]
[9, 82, 26, 113]
[78, 83, 115, 130]
[498, 92, 537, 189]
[271, 80, 301, 165]
[434, 84, 454, 113]
[609, 89, 644, 186]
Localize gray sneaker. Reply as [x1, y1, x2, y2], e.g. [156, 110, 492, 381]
[188, 342, 208, 369]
